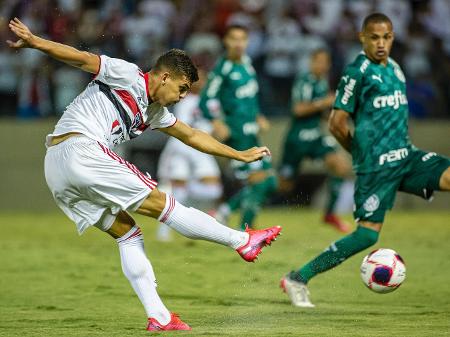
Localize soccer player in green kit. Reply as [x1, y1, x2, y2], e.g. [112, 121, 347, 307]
[199, 24, 277, 230]
[278, 49, 352, 233]
[281, 13, 450, 308]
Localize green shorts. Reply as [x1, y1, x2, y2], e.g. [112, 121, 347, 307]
[231, 156, 273, 180]
[279, 131, 337, 179]
[354, 148, 449, 223]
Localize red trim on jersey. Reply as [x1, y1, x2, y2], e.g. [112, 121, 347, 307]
[143, 72, 150, 99]
[114, 89, 140, 117]
[93, 55, 102, 79]
[97, 142, 158, 190]
[160, 195, 176, 223]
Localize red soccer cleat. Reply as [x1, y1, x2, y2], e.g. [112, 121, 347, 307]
[146, 312, 191, 331]
[323, 213, 351, 233]
[236, 225, 282, 262]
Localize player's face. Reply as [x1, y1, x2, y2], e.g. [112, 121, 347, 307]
[310, 52, 331, 77]
[359, 22, 394, 65]
[224, 28, 248, 60]
[156, 73, 191, 106]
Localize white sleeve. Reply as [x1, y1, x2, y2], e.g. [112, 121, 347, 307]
[149, 107, 177, 129]
[94, 55, 139, 89]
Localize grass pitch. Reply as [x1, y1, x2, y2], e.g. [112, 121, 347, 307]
[0, 208, 449, 337]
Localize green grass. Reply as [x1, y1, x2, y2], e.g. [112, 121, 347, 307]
[0, 209, 449, 336]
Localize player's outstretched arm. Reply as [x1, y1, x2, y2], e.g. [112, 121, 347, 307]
[328, 108, 352, 152]
[294, 93, 335, 117]
[7, 17, 99, 73]
[160, 120, 271, 163]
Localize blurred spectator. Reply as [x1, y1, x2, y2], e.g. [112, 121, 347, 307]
[0, 0, 448, 118]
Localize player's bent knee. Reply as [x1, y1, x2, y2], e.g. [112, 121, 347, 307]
[106, 211, 136, 239]
[439, 166, 450, 191]
[136, 188, 167, 219]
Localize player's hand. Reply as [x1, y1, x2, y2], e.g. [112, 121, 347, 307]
[7, 18, 35, 49]
[212, 119, 230, 142]
[257, 115, 270, 133]
[238, 146, 271, 163]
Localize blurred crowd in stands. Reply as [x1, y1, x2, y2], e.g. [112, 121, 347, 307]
[0, 0, 449, 119]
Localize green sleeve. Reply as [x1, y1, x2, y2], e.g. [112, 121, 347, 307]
[333, 65, 362, 115]
[199, 62, 225, 120]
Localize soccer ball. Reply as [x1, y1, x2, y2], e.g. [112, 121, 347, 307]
[360, 248, 406, 293]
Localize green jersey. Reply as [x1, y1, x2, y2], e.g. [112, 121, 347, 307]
[286, 72, 329, 143]
[334, 52, 411, 173]
[199, 55, 260, 151]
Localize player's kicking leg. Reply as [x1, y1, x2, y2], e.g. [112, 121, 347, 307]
[106, 211, 191, 331]
[138, 188, 282, 262]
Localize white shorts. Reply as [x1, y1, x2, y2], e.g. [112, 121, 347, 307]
[157, 139, 220, 181]
[44, 135, 157, 234]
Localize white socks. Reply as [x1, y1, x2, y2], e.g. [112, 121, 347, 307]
[158, 194, 248, 249]
[117, 226, 171, 325]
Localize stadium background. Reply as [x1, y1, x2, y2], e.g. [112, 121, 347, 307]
[0, 0, 449, 212]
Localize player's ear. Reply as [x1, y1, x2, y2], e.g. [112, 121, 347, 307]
[161, 72, 170, 86]
[358, 31, 365, 44]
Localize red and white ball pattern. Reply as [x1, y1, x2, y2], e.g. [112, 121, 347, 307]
[360, 248, 406, 293]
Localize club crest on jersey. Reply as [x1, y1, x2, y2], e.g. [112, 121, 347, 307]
[363, 194, 380, 212]
[394, 67, 406, 83]
[111, 120, 122, 134]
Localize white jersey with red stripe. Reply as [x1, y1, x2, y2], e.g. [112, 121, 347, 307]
[46, 55, 176, 148]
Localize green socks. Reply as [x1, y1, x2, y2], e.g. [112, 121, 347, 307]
[325, 176, 344, 215]
[239, 175, 277, 230]
[290, 226, 379, 284]
[225, 175, 277, 230]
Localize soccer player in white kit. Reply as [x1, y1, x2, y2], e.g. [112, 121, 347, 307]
[8, 18, 282, 331]
[156, 70, 223, 241]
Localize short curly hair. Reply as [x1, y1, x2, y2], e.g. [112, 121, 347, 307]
[154, 49, 199, 84]
[362, 13, 393, 32]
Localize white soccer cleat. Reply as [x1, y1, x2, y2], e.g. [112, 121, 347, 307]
[280, 276, 315, 308]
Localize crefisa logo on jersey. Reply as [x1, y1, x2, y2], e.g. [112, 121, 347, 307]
[373, 90, 407, 110]
[363, 194, 380, 212]
[341, 77, 356, 105]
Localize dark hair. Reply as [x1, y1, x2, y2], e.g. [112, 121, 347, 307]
[362, 13, 393, 31]
[154, 49, 199, 84]
[224, 24, 249, 37]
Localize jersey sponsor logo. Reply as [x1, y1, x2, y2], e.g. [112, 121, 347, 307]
[242, 121, 259, 135]
[422, 152, 437, 162]
[363, 194, 380, 212]
[360, 60, 370, 73]
[379, 147, 409, 165]
[298, 128, 320, 141]
[373, 90, 407, 109]
[341, 78, 356, 105]
[207, 76, 223, 98]
[230, 72, 242, 80]
[371, 74, 383, 83]
[394, 67, 406, 83]
[235, 79, 258, 99]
